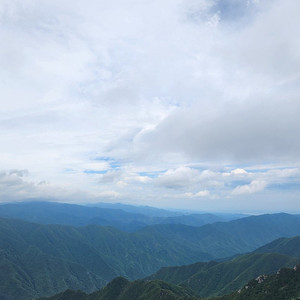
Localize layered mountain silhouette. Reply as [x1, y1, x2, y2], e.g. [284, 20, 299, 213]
[0, 211, 300, 299]
[0, 201, 242, 231]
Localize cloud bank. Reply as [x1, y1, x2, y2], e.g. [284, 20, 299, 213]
[0, 0, 299, 212]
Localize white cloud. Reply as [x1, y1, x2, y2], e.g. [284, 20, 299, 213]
[0, 0, 299, 211]
[116, 181, 128, 188]
[0, 170, 93, 202]
[135, 0, 300, 164]
[195, 190, 210, 197]
[156, 167, 200, 189]
[183, 190, 210, 198]
[231, 180, 267, 196]
[231, 168, 248, 175]
[83, 162, 110, 171]
[132, 175, 152, 183]
[98, 171, 121, 184]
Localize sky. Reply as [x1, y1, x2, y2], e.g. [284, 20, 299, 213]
[0, 0, 300, 213]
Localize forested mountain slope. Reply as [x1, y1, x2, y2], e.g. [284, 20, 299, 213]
[218, 264, 300, 300]
[40, 265, 300, 300]
[0, 213, 300, 299]
[148, 235, 300, 297]
[254, 236, 300, 257]
[39, 277, 199, 300]
[148, 252, 299, 297]
[140, 213, 300, 257]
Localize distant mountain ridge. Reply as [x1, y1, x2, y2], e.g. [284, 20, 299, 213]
[87, 202, 248, 220]
[85, 202, 183, 217]
[139, 213, 300, 257]
[0, 201, 240, 231]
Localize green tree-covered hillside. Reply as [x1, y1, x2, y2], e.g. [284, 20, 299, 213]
[0, 213, 300, 299]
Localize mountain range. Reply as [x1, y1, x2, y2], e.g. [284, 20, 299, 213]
[0, 201, 244, 232]
[0, 207, 300, 299]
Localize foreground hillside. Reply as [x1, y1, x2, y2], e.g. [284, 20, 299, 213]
[148, 236, 300, 297]
[39, 277, 199, 300]
[218, 264, 300, 300]
[1, 214, 300, 299]
[148, 252, 298, 297]
[40, 264, 300, 300]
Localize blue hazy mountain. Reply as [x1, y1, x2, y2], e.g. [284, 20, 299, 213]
[0, 201, 242, 231]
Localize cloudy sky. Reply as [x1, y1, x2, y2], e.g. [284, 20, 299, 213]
[1, 0, 300, 212]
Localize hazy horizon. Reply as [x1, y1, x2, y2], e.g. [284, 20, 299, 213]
[1, 0, 300, 212]
[0, 198, 298, 215]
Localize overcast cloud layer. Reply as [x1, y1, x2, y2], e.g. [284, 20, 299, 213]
[0, 0, 299, 212]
